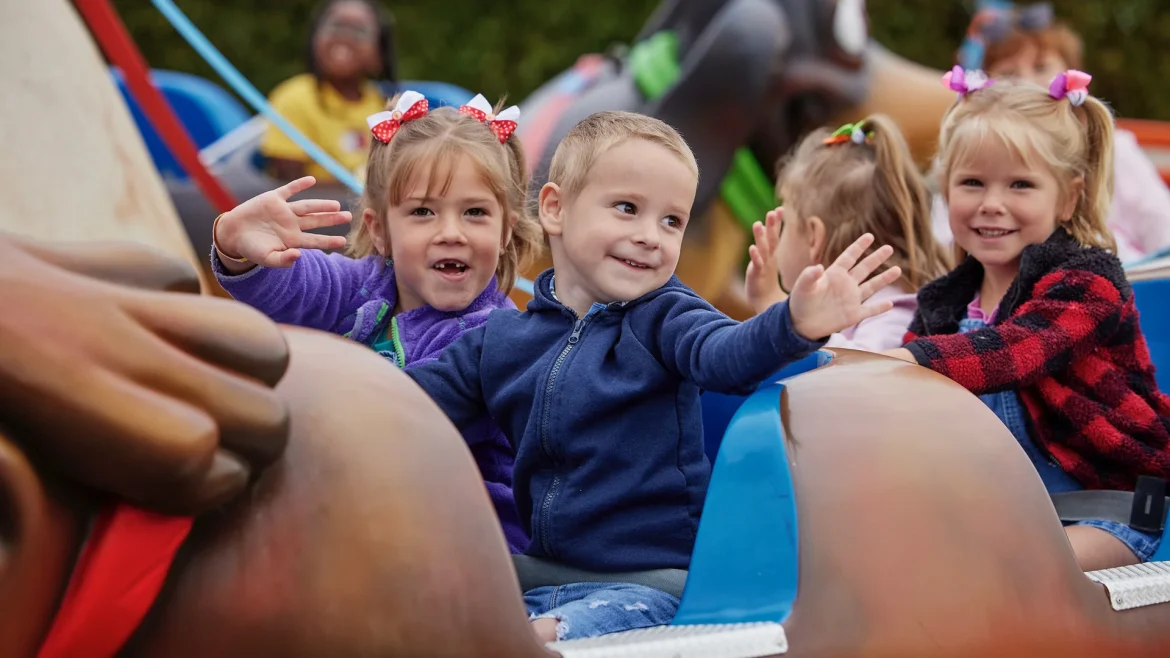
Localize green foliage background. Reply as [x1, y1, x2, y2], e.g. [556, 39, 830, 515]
[113, 0, 1170, 120]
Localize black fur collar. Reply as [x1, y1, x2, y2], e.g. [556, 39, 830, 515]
[913, 228, 1128, 336]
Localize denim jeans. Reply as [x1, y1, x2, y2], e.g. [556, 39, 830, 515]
[524, 581, 679, 641]
[960, 316, 1162, 561]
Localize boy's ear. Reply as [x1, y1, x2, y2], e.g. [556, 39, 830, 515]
[362, 209, 389, 256]
[538, 183, 565, 237]
[1062, 176, 1085, 222]
[806, 215, 827, 264]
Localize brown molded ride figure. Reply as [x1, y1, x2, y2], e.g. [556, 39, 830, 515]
[4, 231, 1170, 657]
[5, 0, 1170, 654]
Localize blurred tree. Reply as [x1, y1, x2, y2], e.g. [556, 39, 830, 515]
[112, 0, 1170, 120]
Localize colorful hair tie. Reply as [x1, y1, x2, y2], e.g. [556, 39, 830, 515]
[367, 90, 429, 144]
[942, 65, 994, 96]
[1049, 69, 1091, 107]
[458, 93, 521, 143]
[822, 122, 872, 146]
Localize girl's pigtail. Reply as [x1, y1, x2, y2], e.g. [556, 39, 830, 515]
[864, 114, 951, 289]
[1049, 70, 1117, 252]
[1074, 96, 1117, 251]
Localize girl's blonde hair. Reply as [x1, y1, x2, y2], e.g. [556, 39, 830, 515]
[348, 93, 543, 293]
[934, 77, 1116, 255]
[776, 114, 951, 292]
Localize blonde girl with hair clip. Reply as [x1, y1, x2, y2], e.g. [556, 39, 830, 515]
[943, 2, 1170, 263]
[745, 114, 951, 352]
[887, 68, 1170, 571]
[210, 90, 543, 554]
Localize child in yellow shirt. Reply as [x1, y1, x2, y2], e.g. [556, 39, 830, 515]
[260, 0, 395, 184]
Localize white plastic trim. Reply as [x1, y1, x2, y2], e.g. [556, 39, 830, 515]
[548, 622, 787, 658]
[1085, 560, 1170, 611]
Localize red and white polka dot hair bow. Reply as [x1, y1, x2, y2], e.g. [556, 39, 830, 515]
[458, 93, 521, 143]
[367, 90, 429, 144]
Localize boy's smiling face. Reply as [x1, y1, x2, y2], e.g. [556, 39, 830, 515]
[539, 138, 697, 317]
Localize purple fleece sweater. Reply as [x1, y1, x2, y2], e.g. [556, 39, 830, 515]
[211, 248, 528, 553]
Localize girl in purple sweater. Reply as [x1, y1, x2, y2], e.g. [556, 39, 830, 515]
[210, 90, 543, 552]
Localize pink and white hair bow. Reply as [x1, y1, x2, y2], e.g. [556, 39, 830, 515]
[942, 65, 994, 95]
[458, 93, 521, 143]
[1049, 69, 1091, 106]
[367, 90, 429, 144]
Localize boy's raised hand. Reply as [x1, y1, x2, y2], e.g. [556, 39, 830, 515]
[214, 176, 352, 269]
[745, 208, 787, 314]
[788, 233, 902, 341]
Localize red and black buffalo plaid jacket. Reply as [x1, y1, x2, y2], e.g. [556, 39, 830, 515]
[903, 229, 1170, 490]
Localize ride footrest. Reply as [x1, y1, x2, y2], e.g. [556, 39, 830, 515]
[1085, 561, 1170, 611]
[547, 622, 787, 657]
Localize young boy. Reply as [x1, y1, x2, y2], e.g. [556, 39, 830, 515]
[406, 111, 901, 641]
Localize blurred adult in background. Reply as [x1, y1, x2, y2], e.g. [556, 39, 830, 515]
[260, 0, 397, 184]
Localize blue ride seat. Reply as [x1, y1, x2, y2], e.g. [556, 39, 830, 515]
[384, 80, 474, 109]
[112, 68, 251, 180]
[678, 350, 833, 625]
[1133, 277, 1170, 561]
[699, 350, 833, 463]
[1132, 277, 1170, 393]
[114, 69, 474, 181]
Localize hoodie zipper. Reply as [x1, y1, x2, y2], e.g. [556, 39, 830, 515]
[535, 315, 588, 557]
[388, 316, 406, 368]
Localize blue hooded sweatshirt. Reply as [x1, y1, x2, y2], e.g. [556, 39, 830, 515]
[406, 268, 824, 572]
[212, 248, 526, 553]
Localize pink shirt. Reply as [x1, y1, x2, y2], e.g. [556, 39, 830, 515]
[825, 284, 918, 353]
[1110, 129, 1170, 262]
[930, 128, 1170, 263]
[966, 293, 999, 324]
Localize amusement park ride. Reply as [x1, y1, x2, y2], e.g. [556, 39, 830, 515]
[3, 0, 1170, 656]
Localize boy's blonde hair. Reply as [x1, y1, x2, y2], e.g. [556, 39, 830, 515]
[934, 77, 1116, 255]
[777, 114, 951, 292]
[547, 111, 699, 200]
[348, 93, 543, 294]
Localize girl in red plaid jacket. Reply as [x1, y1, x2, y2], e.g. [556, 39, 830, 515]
[885, 68, 1170, 571]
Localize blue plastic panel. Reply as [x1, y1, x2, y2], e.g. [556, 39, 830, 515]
[675, 383, 799, 625]
[700, 350, 833, 462]
[1132, 278, 1170, 393]
[1108, 278, 1170, 559]
[1154, 519, 1170, 562]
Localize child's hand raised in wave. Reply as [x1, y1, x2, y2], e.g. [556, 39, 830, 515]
[214, 176, 352, 272]
[788, 233, 901, 341]
[745, 208, 787, 314]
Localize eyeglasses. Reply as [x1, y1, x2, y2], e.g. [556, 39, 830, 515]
[958, 2, 1054, 70]
[319, 20, 379, 43]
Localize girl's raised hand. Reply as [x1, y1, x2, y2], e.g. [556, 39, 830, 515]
[214, 176, 352, 269]
[745, 208, 787, 313]
[788, 233, 902, 341]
